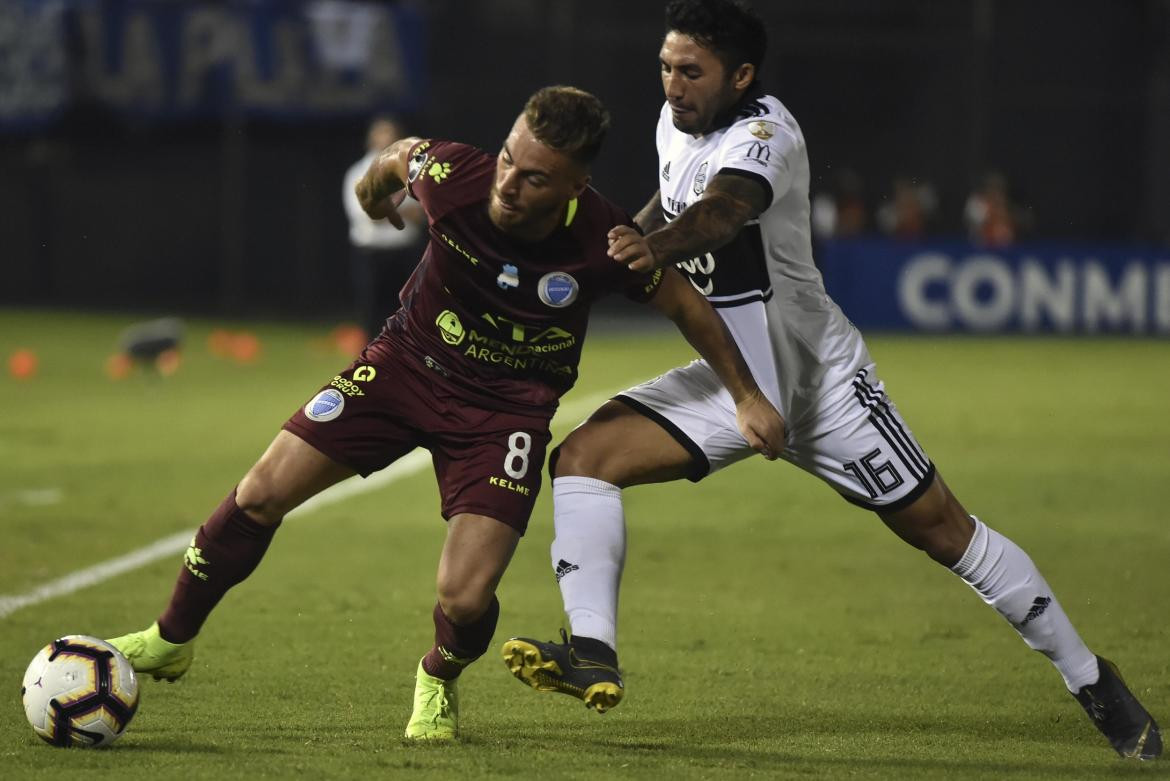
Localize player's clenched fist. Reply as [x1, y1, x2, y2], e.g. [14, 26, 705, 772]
[355, 151, 408, 229]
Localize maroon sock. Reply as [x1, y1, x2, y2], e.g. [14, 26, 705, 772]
[421, 597, 500, 680]
[157, 488, 280, 643]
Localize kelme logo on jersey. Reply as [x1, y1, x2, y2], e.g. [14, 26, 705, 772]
[693, 161, 709, 195]
[497, 263, 520, 290]
[305, 389, 345, 422]
[435, 309, 465, 346]
[538, 272, 579, 308]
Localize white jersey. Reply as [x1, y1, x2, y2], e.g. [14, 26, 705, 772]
[656, 93, 871, 425]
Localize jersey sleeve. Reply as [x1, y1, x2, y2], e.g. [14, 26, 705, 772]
[405, 140, 493, 222]
[714, 117, 801, 207]
[623, 264, 665, 303]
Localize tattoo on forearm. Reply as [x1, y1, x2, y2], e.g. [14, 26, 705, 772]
[647, 174, 767, 266]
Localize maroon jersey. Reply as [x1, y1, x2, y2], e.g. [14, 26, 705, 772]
[385, 139, 664, 412]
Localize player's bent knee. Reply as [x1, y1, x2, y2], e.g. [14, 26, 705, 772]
[235, 468, 286, 526]
[880, 480, 974, 566]
[550, 438, 598, 479]
[436, 587, 493, 625]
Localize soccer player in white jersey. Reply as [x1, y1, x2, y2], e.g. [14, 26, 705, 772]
[503, 0, 1162, 760]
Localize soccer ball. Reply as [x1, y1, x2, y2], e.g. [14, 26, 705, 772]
[21, 635, 140, 748]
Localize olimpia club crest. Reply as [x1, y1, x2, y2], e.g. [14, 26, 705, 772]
[538, 272, 579, 308]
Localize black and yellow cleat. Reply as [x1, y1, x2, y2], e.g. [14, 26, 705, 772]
[1073, 656, 1162, 760]
[502, 630, 623, 713]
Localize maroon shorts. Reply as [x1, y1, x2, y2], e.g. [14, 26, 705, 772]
[282, 339, 552, 535]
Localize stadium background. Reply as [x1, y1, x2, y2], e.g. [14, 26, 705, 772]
[2, 0, 1168, 326]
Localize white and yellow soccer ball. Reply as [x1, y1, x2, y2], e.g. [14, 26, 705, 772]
[21, 635, 140, 747]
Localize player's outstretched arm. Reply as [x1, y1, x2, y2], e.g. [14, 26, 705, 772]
[649, 269, 784, 458]
[354, 136, 423, 229]
[609, 175, 768, 273]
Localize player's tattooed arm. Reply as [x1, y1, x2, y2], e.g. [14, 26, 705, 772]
[355, 136, 423, 229]
[649, 269, 785, 458]
[609, 174, 768, 273]
[633, 189, 668, 234]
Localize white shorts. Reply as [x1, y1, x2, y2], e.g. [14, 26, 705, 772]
[614, 360, 935, 511]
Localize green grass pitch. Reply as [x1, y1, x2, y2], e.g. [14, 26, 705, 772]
[1, 309, 1168, 779]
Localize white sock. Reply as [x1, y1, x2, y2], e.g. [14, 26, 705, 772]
[951, 516, 1099, 692]
[550, 476, 625, 652]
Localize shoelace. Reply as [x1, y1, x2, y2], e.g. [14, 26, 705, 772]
[421, 686, 452, 725]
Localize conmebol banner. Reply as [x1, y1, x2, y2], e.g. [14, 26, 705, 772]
[818, 239, 1170, 335]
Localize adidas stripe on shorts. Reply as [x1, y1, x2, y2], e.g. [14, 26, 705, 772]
[613, 359, 935, 511]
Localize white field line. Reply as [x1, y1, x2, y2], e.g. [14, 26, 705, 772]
[0, 389, 613, 620]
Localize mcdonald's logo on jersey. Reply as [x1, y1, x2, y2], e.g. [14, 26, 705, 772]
[745, 142, 771, 165]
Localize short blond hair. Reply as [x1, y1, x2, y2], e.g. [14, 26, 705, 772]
[523, 86, 611, 165]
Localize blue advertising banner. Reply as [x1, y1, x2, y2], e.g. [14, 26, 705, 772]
[818, 239, 1170, 335]
[0, 0, 425, 130]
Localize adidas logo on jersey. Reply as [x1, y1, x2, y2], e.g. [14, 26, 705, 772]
[554, 559, 580, 582]
[661, 161, 671, 181]
[1020, 596, 1052, 626]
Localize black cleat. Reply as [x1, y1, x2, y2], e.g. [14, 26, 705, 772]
[1072, 656, 1162, 760]
[502, 630, 624, 713]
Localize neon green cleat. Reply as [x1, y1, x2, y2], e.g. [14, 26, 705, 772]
[107, 622, 194, 682]
[404, 659, 458, 740]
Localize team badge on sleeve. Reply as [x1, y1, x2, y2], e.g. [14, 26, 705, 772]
[538, 272, 579, 308]
[748, 120, 775, 139]
[305, 389, 345, 422]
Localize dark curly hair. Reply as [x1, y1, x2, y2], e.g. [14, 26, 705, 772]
[665, 0, 766, 76]
[523, 86, 611, 166]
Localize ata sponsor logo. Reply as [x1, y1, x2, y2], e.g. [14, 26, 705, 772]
[489, 476, 531, 496]
[353, 365, 377, 382]
[435, 310, 465, 345]
[305, 389, 345, 422]
[537, 271, 579, 308]
[478, 312, 575, 346]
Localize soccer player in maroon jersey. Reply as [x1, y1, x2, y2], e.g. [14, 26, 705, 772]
[106, 85, 785, 740]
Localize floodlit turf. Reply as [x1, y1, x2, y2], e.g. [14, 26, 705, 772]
[1, 308, 1168, 779]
